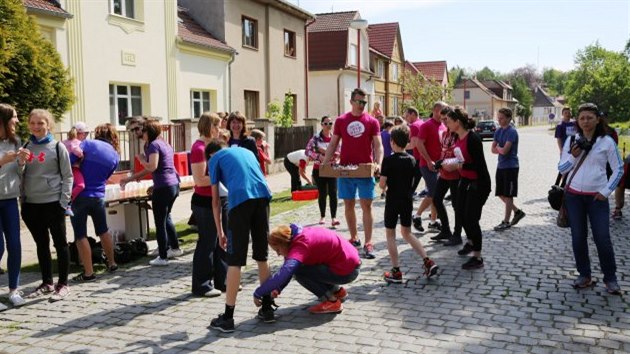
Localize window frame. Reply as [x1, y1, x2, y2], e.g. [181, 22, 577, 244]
[244, 90, 260, 120]
[377, 60, 384, 78]
[190, 90, 211, 119]
[110, 0, 135, 19]
[242, 16, 258, 50]
[109, 83, 143, 127]
[391, 63, 399, 82]
[284, 29, 296, 58]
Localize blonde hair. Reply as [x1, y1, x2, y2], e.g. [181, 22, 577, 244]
[269, 225, 292, 249]
[28, 109, 55, 132]
[218, 128, 230, 142]
[67, 127, 78, 140]
[198, 112, 221, 138]
[250, 129, 265, 140]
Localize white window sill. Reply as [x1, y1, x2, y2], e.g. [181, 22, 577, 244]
[107, 14, 145, 34]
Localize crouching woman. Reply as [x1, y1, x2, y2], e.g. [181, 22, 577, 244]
[253, 224, 360, 314]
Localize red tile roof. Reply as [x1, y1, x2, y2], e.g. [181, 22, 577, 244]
[178, 7, 234, 53]
[23, 0, 71, 18]
[367, 23, 399, 59]
[308, 11, 358, 33]
[405, 61, 420, 74]
[308, 31, 348, 70]
[412, 61, 448, 83]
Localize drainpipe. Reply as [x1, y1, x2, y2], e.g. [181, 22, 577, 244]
[304, 18, 316, 119]
[227, 51, 237, 112]
[337, 68, 345, 116]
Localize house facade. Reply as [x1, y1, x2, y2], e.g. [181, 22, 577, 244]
[368, 22, 404, 117]
[24, 0, 235, 131]
[452, 78, 518, 120]
[532, 85, 564, 125]
[307, 11, 375, 119]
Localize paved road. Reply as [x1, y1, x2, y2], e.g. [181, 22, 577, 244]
[1, 126, 629, 353]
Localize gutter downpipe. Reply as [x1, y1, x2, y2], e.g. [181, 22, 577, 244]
[227, 51, 236, 112]
[337, 68, 345, 116]
[304, 18, 316, 119]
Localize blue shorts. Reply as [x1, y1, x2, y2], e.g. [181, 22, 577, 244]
[70, 196, 109, 240]
[338, 177, 376, 200]
[420, 166, 438, 198]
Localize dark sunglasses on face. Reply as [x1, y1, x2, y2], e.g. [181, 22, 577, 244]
[353, 99, 368, 106]
[322, 122, 333, 126]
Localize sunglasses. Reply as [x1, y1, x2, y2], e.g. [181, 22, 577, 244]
[322, 122, 333, 126]
[353, 99, 368, 106]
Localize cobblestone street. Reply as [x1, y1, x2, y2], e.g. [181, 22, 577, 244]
[1, 126, 629, 353]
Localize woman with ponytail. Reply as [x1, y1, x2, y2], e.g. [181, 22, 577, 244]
[442, 107, 491, 270]
[253, 224, 360, 315]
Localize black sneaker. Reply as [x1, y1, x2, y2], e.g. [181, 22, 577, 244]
[430, 231, 451, 241]
[210, 313, 235, 333]
[412, 216, 424, 232]
[72, 273, 96, 283]
[462, 256, 484, 270]
[427, 221, 441, 233]
[257, 306, 277, 323]
[457, 242, 473, 256]
[511, 209, 526, 226]
[493, 221, 511, 231]
[443, 237, 463, 246]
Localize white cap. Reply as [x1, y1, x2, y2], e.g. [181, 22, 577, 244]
[73, 122, 90, 133]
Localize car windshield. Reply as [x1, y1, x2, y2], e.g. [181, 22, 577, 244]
[478, 121, 494, 128]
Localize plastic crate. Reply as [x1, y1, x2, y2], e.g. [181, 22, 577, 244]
[173, 152, 189, 176]
[292, 189, 319, 201]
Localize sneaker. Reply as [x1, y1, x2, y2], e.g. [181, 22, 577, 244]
[65, 206, 74, 217]
[427, 221, 441, 232]
[430, 231, 451, 241]
[307, 299, 343, 314]
[318, 218, 326, 225]
[349, 238, 361, 248]
[444, 194, 452, 202]
[457, 242, 474, 256]
[493, 221, 511, 231]
[9, 291, 25, 307]
[423, 259, 439, 279]
[50, 284, 69, 302]
[605, 280, 622, 295]
[203, 289, 222, 298]
[167, 248, 183, 259]
[612, 208, 622, 221]
[72, 273, 96, 283]
[108, 264, 119, 273]
[27, 283, 54, 298]
[384, 268, 403, 283]
[331, 219, 340, 227]
[572, 275, 593, 289]
[257, 306, 277, 323]
[418, 189, 429, 198]
[511, 209, 526, 226]
[333, 287, 347, 301]
[413, 216, 424, 232]
[462, 256, 484, 270]
[443, 237, 463, 247]
[210, 313, 235, 333]
[363, 243, 375, 259]
[149, 256, 169, 266]
[149, 248, 160, 257]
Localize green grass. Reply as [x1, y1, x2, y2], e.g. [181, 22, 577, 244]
[619, 135, 630, 157]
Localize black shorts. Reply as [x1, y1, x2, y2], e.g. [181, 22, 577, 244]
[226, 198, 269, 266]
[495, 168, 519, 197]
[384, 198, 413, 229]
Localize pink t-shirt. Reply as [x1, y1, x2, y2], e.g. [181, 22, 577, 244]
[190, 139, 212, 197]
[62, 138, 83, 158]
[333, 112, 380, 165]
[454, 133, 478, 180]
[417, 118, 443, 167]
[409, 119, 424, 161]
[287, 227, 361, 276]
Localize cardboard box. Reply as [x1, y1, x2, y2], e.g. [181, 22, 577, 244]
[319, 163, 376, 178]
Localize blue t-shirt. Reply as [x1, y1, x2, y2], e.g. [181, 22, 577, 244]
[381, 130, 392, 158]
[73, 139, 119, 199]
[208, 147, 272, 211]
[554, 121, 577, 147]
[145, 139, 179, 189]
[494, 125, 519, 169]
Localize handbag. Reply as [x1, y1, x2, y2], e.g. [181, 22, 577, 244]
[548, 173, 565, 211]
[555, 150, 589, 228]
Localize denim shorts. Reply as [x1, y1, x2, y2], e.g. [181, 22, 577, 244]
[420, 166, 438, 198]
[70, 196, 109, 240]
[338, 177, 376, 200]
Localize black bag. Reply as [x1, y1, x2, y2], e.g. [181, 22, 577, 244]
[548, 181, 565, 211]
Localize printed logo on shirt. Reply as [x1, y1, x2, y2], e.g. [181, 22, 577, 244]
[36, 152, 46, 163]
[347, 121, 365, 138]
[566, 126, 577, 136]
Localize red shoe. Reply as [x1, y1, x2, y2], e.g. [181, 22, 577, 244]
[308, 299, 343, 314]
[331, 219, 341, 227]
[333, 287, 347, 301]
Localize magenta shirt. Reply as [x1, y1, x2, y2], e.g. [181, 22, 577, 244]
[454, 133, 478, 180]
[190, 139, 212, 197]
[287, 227, 361, 276]
[409, 119, 423, 161]
[417, 118, 443, 167]
[333, 112, 380, 165]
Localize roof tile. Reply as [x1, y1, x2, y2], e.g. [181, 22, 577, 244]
[412, 61, 447, 83]
[308, 31, 347, 70]
[178, 7, 233, 53]
[23, 0, 71, 18]
[367, 23, 398, 59]
[308, 11, 358, 32]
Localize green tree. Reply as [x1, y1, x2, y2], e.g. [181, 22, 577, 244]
[265, 92, 294, 127]
[542, 67, 568, 96]
[474, 66, 499, 81]
[510, 77, 533, 122]
[402, 69, 450, 116]
[0, 0, 74, 131]
[565, 43, 630, 122]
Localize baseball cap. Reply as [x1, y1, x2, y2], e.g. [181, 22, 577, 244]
[73, 122, 90, 133]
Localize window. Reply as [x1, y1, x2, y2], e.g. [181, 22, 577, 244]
[191, 90, 211, 118]
[391, 63, 399, 81]
[111, 0, 135, 18]
[244, 90, 259, 120]
[284, 30, 296, 57]
[377, 60, 384, 78]
[392, 96, 399, 115]
[109, 84, 142, 126]
[464, 90, 470, 99]
[349, 44, 357, 66]
[242, 16, 258, 49]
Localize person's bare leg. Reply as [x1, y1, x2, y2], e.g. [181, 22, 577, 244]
[385, 228, 399, 267]
[415, 197, 432, 217]
[360, 198, 373, 245]
[225, 266, 241, 306]
[401, 226, 428, 259]
[345, 199, 358, 241]
[99, 231, 116, 268]
[257, 261, 270, 284]
[76, 238, 93, 276]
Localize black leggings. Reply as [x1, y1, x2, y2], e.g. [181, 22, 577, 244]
[21, 202, 69, 286]
[284, 157, 301, 192]
[434, 177, 462, 237]
[313, 169, 337, 218]
[455, 179, 488, 252]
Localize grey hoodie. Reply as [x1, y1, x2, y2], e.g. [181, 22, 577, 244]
[0, 139, 21, 200]
[21, 139, 73, 209]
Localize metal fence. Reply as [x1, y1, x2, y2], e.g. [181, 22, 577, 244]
[273, 126, 314, 159]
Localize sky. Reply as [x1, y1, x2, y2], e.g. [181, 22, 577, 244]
[288, 0, 630, 74]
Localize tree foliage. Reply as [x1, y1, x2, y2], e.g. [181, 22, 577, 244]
[565, 43, 630, 122]
[541, 67, 568, 97]
[474, 66, 499, 81]
[0, 0, 74, 130]
[402, 69, 450, 117]
[510, 77, 533, 121]
[265, 92, 294, 127]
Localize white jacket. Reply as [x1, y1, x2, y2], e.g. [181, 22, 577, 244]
[558, 134, 623, 197]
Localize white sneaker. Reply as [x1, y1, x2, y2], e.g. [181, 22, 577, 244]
[0, 302, 7, 311]
[9, 291, 25, 307]
[167, 248, 183, 259]
[149, 256, 169, 266]
[50, 284, 69, 302]
[203, 288, 222, 298]
[149, 248, 159, 257]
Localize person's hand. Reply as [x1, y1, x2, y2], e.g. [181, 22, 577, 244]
[427, 161, 436, 172]
[253, 296, 262, 307]
[119, 179, 128, 190]
[318, 147, 326, 154]
[442, 163, 458, 172]
[570, 144, 582, 158]
[594, 193, 607, 201]
[146, 186, 153, 196]
[17, 148, 30, 164]
[373, 164, 381, 178]
[271, 290, 280, 298]
[218, 233, 227, 250]
[1, 150, 18, 165]
[491, 145, 499, 154]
